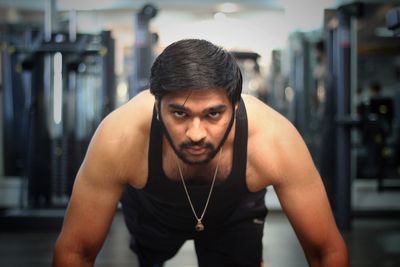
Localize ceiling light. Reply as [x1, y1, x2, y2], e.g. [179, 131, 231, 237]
[219, 2, 239, 13]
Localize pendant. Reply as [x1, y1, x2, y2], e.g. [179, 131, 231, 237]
[195, 220, 204, 232]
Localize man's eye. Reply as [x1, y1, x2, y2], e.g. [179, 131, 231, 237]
[208, 112, 221, 119]
[173, 111, 187, 118]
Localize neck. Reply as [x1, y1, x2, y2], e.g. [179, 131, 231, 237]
[163, 136, 234, 184]
[179, 155, 219, 174]
[176, 147, 223, 187]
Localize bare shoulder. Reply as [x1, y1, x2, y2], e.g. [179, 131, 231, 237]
[241, 94, 307, 189]
[242, 94, 298, 138]
[106, 89, 155, 135]
[84, 90, 155, 188]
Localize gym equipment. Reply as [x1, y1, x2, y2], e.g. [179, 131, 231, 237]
[1, 6, 115, 230]
[231, 51, 267, 102]
[129, 4, 158, 97]
[323, 2, 400, 228]
[386, 6, 400, 36]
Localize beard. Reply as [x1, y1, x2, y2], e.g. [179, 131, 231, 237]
[177, 139, 217, 165]
[158, 104, 235, 165]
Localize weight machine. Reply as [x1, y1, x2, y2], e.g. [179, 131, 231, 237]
[0, 4, 115, 230]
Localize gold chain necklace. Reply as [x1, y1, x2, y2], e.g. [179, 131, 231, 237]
[176, 148, 222, 232]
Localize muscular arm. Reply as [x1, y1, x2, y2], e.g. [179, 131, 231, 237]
[245, 96, 349, 267]
[52, 117, 126, 266]
[52, 92, 153, 266]
[273, 126, 349, 266]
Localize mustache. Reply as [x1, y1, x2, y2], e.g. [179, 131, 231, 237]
[180, 140, 214, 149]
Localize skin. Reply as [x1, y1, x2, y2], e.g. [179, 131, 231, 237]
[52, 88, 349, 267]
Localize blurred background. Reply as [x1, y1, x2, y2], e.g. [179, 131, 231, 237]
[0, 0, 400, 266]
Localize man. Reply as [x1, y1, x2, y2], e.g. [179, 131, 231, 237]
[52, 39, 349, 267]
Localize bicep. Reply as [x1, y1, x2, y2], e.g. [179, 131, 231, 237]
[275, 176, 338, 250]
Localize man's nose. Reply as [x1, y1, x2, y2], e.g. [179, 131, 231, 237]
[186, 117, 207, 142]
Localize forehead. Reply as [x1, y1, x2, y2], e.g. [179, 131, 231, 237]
[162, 88, 230, 106]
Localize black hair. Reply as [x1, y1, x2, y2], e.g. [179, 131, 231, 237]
[149, 39, 242, 104]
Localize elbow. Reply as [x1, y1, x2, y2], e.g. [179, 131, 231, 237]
[307, 250, 349, 267]
[52, 238, 96, 267]
[322, 249, 349, 267]
[321, 248, 349, 267]
[306, 238, 349, 267]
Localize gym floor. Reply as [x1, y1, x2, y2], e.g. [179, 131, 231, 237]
[1, 210, 399, 267]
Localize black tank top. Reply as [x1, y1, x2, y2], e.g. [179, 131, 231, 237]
[122, 98, 267, 236]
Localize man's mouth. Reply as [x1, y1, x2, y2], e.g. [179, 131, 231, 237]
[184, 146, 208, 156]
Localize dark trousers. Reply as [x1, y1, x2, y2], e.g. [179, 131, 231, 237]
[128, 218, 265, 267]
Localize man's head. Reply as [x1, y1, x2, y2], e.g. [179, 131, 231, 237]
[149, 39, 242, 165]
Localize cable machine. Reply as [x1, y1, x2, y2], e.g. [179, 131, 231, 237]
[0, 1, 115, 229]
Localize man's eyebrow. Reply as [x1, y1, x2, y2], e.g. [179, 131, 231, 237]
[168, 103, 189, 111]
[167, 103, 227, 113]
[205, 105, 227, 113]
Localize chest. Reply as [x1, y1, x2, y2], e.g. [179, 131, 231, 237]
[162, 149, 233, 185]
[161, 152, 271, 193]
[127, 146, 272, 192]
